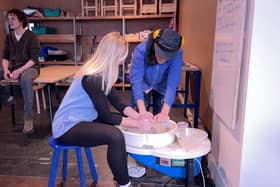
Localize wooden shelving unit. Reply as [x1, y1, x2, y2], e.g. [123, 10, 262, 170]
[30, 13, 176, 89]
[29, 16, 80, 65]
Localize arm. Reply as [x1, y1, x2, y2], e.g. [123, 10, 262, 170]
[82, 75, 124, 125]
[107, 88, 141, 120]
[137, 99, 153, 120]
[155, 50, 183, 121]
[130, 43, 145, 101]
[2, 35, 11, 80]
[82, 75, 151, 129]
[130, 42, 153, 119]
[2, 59, 11, 80]
[11, 60, 35, 79]
[11, 32, 40, 79]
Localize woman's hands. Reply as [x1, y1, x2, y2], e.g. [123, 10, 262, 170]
[136, 118, 152, 130]
[121, 103, 170, 130]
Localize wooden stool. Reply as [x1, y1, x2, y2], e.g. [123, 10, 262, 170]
[33, 84, 47, 114]
[101, 0, 118, 16]
[159, 0, 177, 14]
[81, 0, 99, 16]
[48, 136, 98, 187]
[119, 0, 137, 16]
[140, 0, 158, 15]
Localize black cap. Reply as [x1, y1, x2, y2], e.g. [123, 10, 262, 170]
[154, 29, 182, 60]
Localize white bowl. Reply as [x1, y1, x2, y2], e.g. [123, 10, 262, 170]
[176, 128, 208, 151]
[119, 120, 177, 148]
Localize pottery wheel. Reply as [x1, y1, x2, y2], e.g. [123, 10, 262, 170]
[119, 120, 177, 148]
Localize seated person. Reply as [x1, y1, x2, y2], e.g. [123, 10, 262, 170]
[0, 9, 40, 134]
[52, 32, 151, 187]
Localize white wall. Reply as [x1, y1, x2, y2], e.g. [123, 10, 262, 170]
[209, 1, 280, 187]
[240, 0, 280, 186]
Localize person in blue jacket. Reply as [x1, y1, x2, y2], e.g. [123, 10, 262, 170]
[130, 29, 183, 122]
[52, 32, 151, 187]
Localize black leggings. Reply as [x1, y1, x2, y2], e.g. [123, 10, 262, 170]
[56, 122, 129, 185]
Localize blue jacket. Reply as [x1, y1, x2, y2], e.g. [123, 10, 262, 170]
[52, 76, 98, 138]
[130, 40, 183, 107]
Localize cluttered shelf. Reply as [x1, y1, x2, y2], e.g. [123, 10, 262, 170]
[75, 14, 175, 20]
[29, 14, 175, 22]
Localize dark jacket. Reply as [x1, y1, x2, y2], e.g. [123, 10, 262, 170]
[2, 30, 40, 71]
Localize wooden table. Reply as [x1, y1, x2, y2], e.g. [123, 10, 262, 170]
[36, 65, 80, 121]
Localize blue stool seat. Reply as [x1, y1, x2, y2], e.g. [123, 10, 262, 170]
[48, 136, 98, 187]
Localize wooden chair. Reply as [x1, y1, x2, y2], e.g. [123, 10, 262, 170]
[159, 0, 177, 14]
[101, 0, 118, 16]
[119, 0, 137, 16]
[33, 84, 47, 114]
[140, 0, 158, 15]
[81, 0, 99, 16]
[0, 80, 46, 114]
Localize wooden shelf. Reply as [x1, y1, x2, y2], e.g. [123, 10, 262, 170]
[29, 16, 75, 21]
[40, 60, 84, 65]
[37, 34, 80, 43]
[76, 14, 175, 20]
[124, 14, 175, 19]
[125, 37, 145, 43]
[29, 14, 174, 21]
[76, 16, 123, 20]
[56, 82, 131, 88]
[114, 83, 131, 87]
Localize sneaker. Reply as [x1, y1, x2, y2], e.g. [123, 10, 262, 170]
[117, 181, 138, 187]
[3, 96, 15, 105]
[128, 165, 146, 178]
[23, 119, 34, 134]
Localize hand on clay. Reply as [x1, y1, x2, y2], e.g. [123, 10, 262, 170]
[139, 111, 153, 121]
[137, 118, 152, 130]
[153, 112, 170, 122]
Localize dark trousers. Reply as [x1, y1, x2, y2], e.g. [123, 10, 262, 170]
[144, 90, 164, 115]
[0, 68, 38, 120]
[0, 85, 10, 109]
[56, 121, 130, 185]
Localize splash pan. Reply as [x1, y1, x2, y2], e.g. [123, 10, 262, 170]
[119, 120, 177, 148]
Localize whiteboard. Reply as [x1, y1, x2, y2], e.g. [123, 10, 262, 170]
[211, 0, 247, 129]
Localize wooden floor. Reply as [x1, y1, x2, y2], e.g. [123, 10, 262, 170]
[0, 175, 116, 187]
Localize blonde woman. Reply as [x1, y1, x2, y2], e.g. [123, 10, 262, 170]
[52, 32, 150, 187]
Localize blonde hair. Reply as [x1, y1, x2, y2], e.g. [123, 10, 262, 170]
[75, 32, 128, 95]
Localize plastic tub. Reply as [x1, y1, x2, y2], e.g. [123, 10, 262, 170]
[176, 128, 208, 151]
